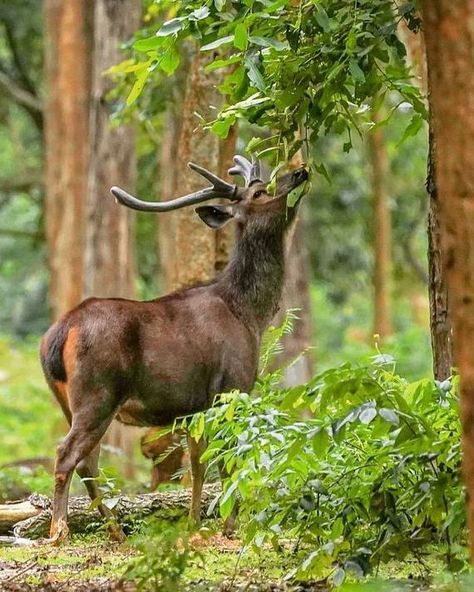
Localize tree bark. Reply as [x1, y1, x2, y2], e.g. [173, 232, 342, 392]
[420, 0, 474, 560]
[82, 0, 141, 479]
[275, 207, 315, 386]
[274, 143, 315, 386]
[169, 51, 234, 291]
[43, 0, 93, 320]
[399, 14, 453, 380]
[82, 0, 139, 301]
[427, 128, 453, 380]
[368, 106, 393, 340]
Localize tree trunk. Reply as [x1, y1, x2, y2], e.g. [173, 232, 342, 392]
[169, 51, 235, 292]
[427, 128, 453, 380]
[399, 15, 453, 380]
[82, 0, 138, 301]
[274, 143, 315, 386]
[43, 0, 93, 320]
[421, 0, 474, 560]
[82, 0, 141, 479]
[368, 106, 393, 340]
[275, 207, 315, 386]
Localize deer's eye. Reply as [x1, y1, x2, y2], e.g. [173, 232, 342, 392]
[253, 190, 265, 199]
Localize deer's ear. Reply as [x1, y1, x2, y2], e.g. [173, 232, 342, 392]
[195, 205, 235, 229]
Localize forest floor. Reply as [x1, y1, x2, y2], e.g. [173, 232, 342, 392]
[0, 530, 461, 592]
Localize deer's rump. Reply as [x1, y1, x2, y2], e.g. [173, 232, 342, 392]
[40, 293, 258, 425]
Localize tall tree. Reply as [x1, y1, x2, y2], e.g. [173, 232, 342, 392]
[420, 0, 474, 559]
[168, 50, 235, 292]
[82, 0, 139, 301]
[43, 0, 92, 320]
[275, 145, 315, 386]
[81, 0, 141, 478]
[399, 15, 453, 380]
[368, 106, 393, 340]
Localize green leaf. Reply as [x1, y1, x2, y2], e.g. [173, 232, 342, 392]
[201, 35, 234, 51]
[349, 59, 365, 83]
[287, 183, 307, 208]
[157, 18, 184, 37]
[265, 0, 287, 13]
[190, 6, 210, 20]
[205, 55, 241, 72]
[312, 427, 330, 458]
[126, 68, 149, 106]
[234, 23, 248, 51]
[103, 496, 120, 510]
[214, 0, 226, 10]
[379, 407, 400, 426]
[359, 406, 377, 425]
[160, 46, 180, 75]
[397, 113, 424, 146]
[244, 55, 266, 91]
[133, 36, 164, 52]
[249, 36, 287, 50]
[315, 4, 331, 32]
[211, 116, 235, 138]
[220, 481, 238, 519]
[332, 567, 346, 587]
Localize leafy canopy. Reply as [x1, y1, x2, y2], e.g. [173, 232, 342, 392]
[123, 0, 425, 162]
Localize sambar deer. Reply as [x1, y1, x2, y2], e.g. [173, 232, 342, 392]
[40, 155, 308, 542]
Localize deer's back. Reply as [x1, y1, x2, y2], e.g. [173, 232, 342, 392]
[41, 288, 259, 426]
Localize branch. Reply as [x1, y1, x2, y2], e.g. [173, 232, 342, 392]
[0, 71, 42, 113]
[0, 172, 43, 193]
[0, 228, 43, 241]
[2, 20, 37, 97]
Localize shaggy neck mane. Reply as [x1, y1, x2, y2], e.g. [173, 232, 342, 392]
[216, 220, 286, 332]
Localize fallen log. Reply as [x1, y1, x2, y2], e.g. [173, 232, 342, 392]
[0, 484, 221, 541]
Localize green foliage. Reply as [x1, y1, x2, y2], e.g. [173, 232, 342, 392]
[0, 336, 62, 465]
[124, 518, 199, 591]
[311, 284, 433, 381]
[127, 0, 425, 161]
[194, 351, 465, 582]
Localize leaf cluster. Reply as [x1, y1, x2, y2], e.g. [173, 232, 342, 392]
[187, 342, 465, 583]
[125, 0, 426, 162]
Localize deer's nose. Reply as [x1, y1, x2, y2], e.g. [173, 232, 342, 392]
[292, 168, 308, 184]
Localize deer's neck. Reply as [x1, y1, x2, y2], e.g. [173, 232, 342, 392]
[217, 224, 286, 333]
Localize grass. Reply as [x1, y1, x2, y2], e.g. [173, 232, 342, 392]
[0, 530, 472, 591]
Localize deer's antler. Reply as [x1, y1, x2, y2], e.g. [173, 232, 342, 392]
[228, 155, 263, 186]
[111, 163, 243, 213]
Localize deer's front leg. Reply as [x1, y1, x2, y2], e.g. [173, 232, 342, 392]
[187, 434, 207, 525]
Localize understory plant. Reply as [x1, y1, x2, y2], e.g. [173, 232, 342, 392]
[186, 321, 466, 585]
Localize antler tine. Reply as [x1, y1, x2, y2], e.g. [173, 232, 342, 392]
[111, 162, 241, 213]
[250, 157, 262, 184]
[187, 162, 236, 195]
[228, 155, 253, 186]
[228, 155, 263, 186]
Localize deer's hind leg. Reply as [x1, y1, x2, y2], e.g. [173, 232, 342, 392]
[76, 445, 126, 542]
[50, 384, 120, 544]
[187, 434, 207, 525]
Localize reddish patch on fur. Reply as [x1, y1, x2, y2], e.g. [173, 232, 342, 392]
[63, 326, 79, 379]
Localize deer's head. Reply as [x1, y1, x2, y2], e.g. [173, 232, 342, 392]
[111, 155, 309, 234]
